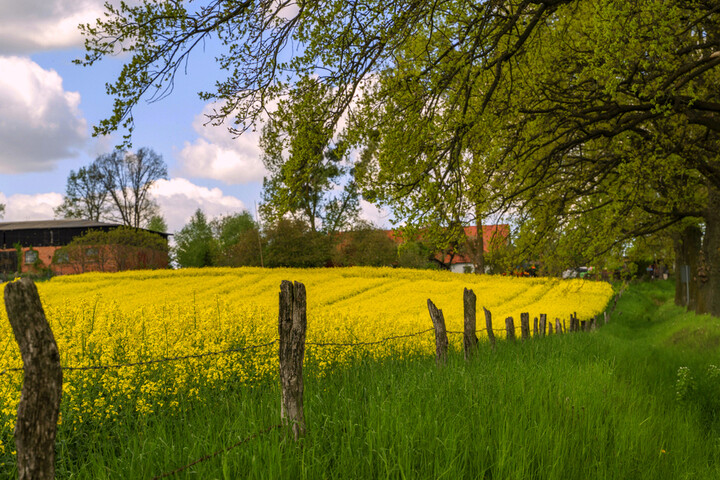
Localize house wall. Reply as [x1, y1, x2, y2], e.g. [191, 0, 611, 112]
[451, 263, 475, 274]
[0, 245, 169, 276]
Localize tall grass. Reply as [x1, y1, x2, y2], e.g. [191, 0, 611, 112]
[4, 280, 720, 479]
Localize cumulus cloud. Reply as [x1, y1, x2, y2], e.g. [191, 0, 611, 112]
[0, 56, 87, 173]
[176, 105, 267, 185]
[0, 0, 111, 54]
[150, 178, 248, 232]
[0, 192, 63, 221]
[358, 200, 392, 229]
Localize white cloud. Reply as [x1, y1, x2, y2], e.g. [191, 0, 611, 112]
[0, 192, 63, 221]
[176, 104, 267, 185]
[0, 56, 87, 173]
[358, 199, 392, 228]
[0, 1, 112, 54]
[150, 178, 248, 232]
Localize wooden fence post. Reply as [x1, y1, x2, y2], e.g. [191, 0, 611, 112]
[555, 318, 562, 334]
[520, 313, 530, 340]
[539, 314, 547, 337]
[505, 317, 516, 341]
[483, 307, 496, 349]
[604, 312, 609, 324]
[548, 321, 554, 335]
[533, 317, 538, 337]
[463, 289, 478, 360]
[427, 299, 449, 365]
[279, 280, 307, 440]
[4, 278, 62, 480]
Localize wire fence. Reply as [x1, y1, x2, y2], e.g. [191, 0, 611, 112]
[2, 280, 625, 478]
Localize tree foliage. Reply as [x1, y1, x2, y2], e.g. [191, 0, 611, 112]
[332, 221, 397, 267]
[260, 77, 358, 233]
[79, 1, 720, 314]
[54, 163, 109, 221]
[56, 148, 167, 228]
[95, 148, 168, 228]
[173, 209, 217, 268]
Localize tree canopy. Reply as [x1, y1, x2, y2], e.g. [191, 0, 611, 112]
[78, 0, 720, 315]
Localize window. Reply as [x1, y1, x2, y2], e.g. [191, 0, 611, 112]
[24, 250, 38, 264]
[54, 250, 69, 264]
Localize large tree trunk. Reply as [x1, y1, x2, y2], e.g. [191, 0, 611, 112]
[696, 185, 720, 316]
[673, 224, 702, 309]
[474, 205, 485, 275]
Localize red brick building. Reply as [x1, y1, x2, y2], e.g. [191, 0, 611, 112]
[0, 220, 170, 276]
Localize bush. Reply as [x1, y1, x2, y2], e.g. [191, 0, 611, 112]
[332, 223, 397, 267]
[263, 218, 331, 268]
[57, 227, 169, 273]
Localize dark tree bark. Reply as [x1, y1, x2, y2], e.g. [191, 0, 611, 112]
[474, 206, 485, 275]
[4, 278, 62, 480]
[697, 185, 720, 316]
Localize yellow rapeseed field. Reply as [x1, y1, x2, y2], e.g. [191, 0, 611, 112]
[0, 267, 612, 446]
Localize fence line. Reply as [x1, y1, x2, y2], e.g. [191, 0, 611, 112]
[3, 278, 622, 479]
[0, 340, 278, 377]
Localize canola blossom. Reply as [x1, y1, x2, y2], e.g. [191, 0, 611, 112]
[0, 267, 613, 448]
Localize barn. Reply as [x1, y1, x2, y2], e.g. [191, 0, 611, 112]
[0, 219, 170, 276]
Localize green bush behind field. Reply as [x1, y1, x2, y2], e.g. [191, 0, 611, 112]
[3, 280, 720, 479]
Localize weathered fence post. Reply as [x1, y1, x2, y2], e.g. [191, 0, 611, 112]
[427, 299, 449, 365]
[539, 314, 547, 337]
[483, 307, 496, 349]
[4, 278, 62, 480]
[555, 318, 562, 334]
[548, 321, 554, 335]
[279, 280, 307, 440]
[533, 317, 538, 337]
[604, 312, 609, 325]
[463, 289, 478, 360]
[520, 313, 530, 340]
[505, 317, 516, 341]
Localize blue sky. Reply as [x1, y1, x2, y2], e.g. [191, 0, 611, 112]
[0, 0, 387, 232]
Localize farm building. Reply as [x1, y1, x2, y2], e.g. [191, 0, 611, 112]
[438, 225, 510, 273]
[0, 219, 170, 276]
[385, 224, 510, 273]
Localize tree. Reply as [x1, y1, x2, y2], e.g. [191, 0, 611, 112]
[146, 214, 168, 233]
[174, 209, 217, 268]
[79, 1, 720, 314]
[260, 77, 358, 233]
[331, 221, 397, 267]
[0, 203, 4, 218]
[209, 211, 261, 266]
[352, 0, 720, 314]
[54, 163, 109, 221]
[263, 218, 331, 268]
[95, 148, 167, 228]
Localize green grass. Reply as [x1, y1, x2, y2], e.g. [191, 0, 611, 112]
[5, 279, 720, 479]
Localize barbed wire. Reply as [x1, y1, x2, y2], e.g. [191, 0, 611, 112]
[0, 340, 278, 377]
[151, 423, 283, 479]
[2, 303, 610, 378]
[306, 328, 435, 347]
